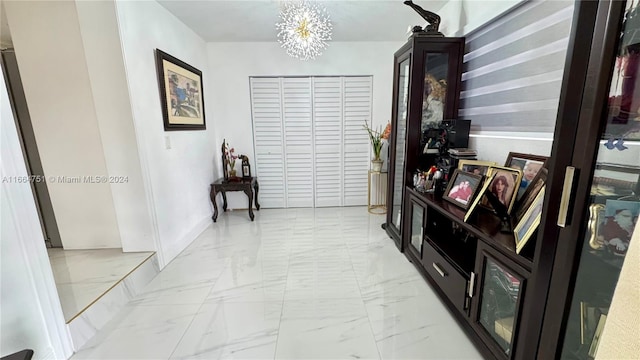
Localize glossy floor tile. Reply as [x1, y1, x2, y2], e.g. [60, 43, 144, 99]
[72, 207, 484, 359]
[48, 248, 154, 321]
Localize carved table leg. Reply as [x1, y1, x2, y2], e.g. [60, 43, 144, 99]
[210, 186, 219, 222]
[222, 191, 228, 212]
[254, 180, 261, 210]
[244, 187, 255, 221]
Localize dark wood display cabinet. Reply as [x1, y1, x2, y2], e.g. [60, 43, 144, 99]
[393, 1, 640, 359]
[404, 187, 533, 360]
[385, 34, 465, 250]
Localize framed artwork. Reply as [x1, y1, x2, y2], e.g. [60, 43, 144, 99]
[155, 49, 206, 131]
[504, 152, 548, 199]
[481, 166, 523, 214]
[465, 172, 496, 222]
[443, 170, 483, 210]
[457, 160, 497, 177]
[513, 168, 548, 224]
[599, 199, 640, 256]
[514, 186, 545, 254]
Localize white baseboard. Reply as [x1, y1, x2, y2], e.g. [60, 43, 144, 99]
[160, 215, 212, 267]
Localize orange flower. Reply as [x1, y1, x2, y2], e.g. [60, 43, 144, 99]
[381, 122, 391, 140]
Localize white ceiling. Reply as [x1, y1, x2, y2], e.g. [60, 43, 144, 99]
[0, 0, 448, 48]
[157, 0, 448, 42]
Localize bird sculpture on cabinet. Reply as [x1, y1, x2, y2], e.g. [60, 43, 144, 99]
[403, 0, 442, 35]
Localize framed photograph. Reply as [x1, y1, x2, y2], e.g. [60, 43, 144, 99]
[443, 170, 483, 210]
[465, 172, 496, 222]
[504, 152, 548, 200]
[155, 49, 206, 131]
[481, 166, 523, 214]
[599, 199, 640, 256]
[513, 168, 548, 224]
[458, 160, 497, 177]
[514, 186, 545, 254]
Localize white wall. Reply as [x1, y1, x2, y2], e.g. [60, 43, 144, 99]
[206, 41, 403, 209]
[4, 0, 122, 249]
[439, 0, 524, 37]
[115, 0, 216, 265]
[1, 67, 73, 360]
[75, 0, 156, 253]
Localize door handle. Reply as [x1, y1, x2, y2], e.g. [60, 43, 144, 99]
[468, 271, 476, 298]
[557, 166, 576, 228]
[432, 262, 447, 277]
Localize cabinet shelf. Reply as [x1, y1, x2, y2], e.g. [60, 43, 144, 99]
[408, 187, 533, 271]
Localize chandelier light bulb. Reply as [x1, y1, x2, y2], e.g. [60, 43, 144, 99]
[276, 1, 332, 61]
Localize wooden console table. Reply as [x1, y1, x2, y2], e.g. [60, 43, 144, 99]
[209, 177, 260, 222]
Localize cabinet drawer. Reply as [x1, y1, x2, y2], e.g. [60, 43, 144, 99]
[422, 240, 469, 312]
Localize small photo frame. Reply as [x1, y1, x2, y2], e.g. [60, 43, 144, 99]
[514, 186, 545, 254]
[155, 49, 206, 131]
[504, 152, 548, 200]
[482, 166, 523, 214]
[457, 160, 497, 177]
[464, 172, 496, 222]
[443, 170, 484, 210]
[513, 168, 548, 224]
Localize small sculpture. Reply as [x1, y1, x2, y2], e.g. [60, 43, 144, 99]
[403, 0, 442, 34]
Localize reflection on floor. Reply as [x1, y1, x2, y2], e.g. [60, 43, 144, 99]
[72, 207, 483, 359]
[47, 248, 154, 322]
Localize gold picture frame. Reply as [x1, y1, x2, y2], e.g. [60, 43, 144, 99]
[588, 313, 607, 357]
[588, 203, 606, 250]
[482, 165, 523, 214]
[514, 186, 545, 254]
[464, 172, 496, 222]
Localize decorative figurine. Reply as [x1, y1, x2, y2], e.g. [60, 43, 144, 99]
[239, 155, 252, 178]
[221, 139, 228, 180]
[403, 0, 443, 35]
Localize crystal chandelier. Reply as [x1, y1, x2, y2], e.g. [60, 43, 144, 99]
[276, 1, 332, 61]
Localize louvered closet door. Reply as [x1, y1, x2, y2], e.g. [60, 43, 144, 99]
[282, 78, 314, 208]
[343, 77, 372, 206]
[313, 77, 342, 207]
[250, 78, 286, 208]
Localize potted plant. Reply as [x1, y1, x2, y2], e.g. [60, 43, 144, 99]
[363, 120, 390, 172]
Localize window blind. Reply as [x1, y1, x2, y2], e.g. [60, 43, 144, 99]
[459, 0, 574, 133]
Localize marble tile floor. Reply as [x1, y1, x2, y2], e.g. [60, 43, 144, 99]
[48, 248, 155, 322]
[72, 207, 483, 359]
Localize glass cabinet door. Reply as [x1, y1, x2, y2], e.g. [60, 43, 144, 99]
[410, 202, 424, 255]
[473, 250, 527, 359]
[421, 53, 449, 134]
[559, 1, 640, 358]
[391, 58, 411, 230]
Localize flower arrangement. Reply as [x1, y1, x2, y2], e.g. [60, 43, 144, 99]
[224, 141, 238, 175]
[363, 120, 390, 161]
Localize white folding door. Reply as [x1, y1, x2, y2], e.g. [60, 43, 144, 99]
[250, 76, 372, 208]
